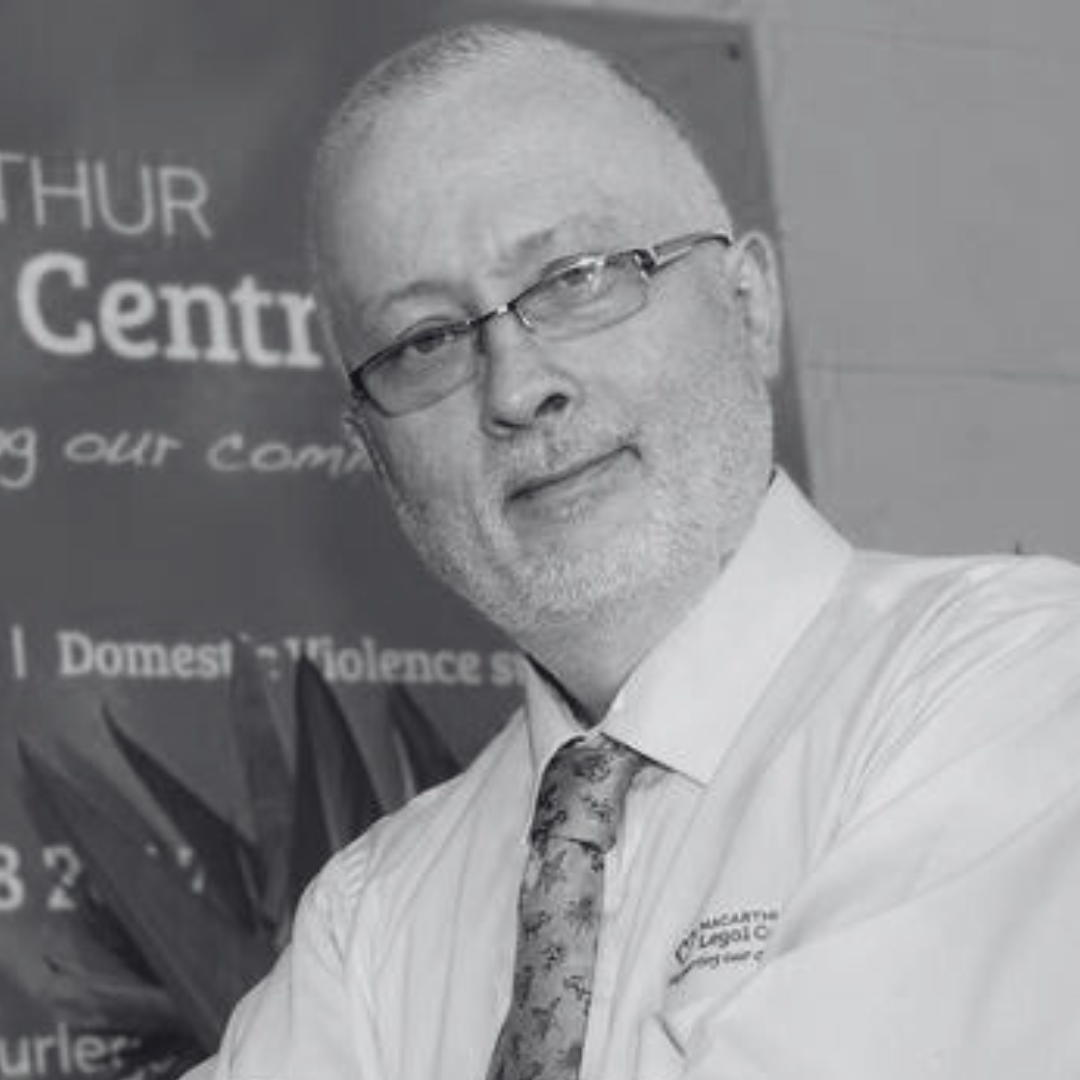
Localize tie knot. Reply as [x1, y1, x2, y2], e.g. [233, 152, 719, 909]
[531, 736, 645, 854]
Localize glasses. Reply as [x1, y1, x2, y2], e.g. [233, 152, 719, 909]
[348, 228, 732, 416]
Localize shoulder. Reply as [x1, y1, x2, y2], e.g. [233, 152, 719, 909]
[846, 547, 1080, 622]
[922, 550, 1080, 620]
[881, 552, 1080, 693]
[843, 552, 1080, 815]
[838, 550, 1080, 688]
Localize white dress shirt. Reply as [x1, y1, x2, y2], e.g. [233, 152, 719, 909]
[188, 472, 1080, 1079]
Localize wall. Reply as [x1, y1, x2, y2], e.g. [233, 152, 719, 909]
[522, 0, 1080, 558]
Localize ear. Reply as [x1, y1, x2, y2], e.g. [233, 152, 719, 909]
[729, 230, 783, 381]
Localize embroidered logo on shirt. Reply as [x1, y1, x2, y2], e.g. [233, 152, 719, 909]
[671, 907, 779, 986]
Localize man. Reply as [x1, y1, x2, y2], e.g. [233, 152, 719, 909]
[188, 22, 1080, 1080]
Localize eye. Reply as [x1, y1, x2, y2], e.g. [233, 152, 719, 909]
[537, 257, 625, 311]
[549, 258, 605, 294]
[395, 323, 468, 362]
[409, 327, 454, 354]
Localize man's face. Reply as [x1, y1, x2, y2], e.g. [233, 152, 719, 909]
[320, 54, 777, 643]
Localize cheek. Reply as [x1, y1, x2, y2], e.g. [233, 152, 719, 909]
[366, 412, 484, 527]
[637, 312, 769, 467]
[630, 307, 736, 411]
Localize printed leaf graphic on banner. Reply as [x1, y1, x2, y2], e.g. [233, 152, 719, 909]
[390, 682, 460, 790]
[288, 657, 385, 908]
[21, 647, 464, 1078]
[105, 703, 260, 932]
[230, 636, 293, 926]
[46, 947, 177, 1031]
[20, 742, 273, 1050]
[52, 864, 160, 988]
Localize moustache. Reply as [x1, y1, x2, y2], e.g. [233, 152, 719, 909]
[500, 430, 636, 501]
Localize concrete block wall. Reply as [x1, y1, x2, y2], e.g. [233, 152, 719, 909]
[510, 0, 1080, 558]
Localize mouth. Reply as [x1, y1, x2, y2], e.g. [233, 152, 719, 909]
[508, 446, 634, 506]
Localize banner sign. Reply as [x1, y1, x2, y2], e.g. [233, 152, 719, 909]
[0, 3, 795, 1075]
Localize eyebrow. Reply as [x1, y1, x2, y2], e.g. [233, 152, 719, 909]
[361, 277, 452, 329]
[494, 214, 623, 276]
[488, 223, 569, 277]
[361, 214, 621, 331]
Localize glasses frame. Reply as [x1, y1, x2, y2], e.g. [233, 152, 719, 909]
[348, 228, 733, 415]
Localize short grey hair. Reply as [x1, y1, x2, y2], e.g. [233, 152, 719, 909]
[307, 22, 736, 472]
[310, 22, 717, 224]
[308, 22, 728, 370]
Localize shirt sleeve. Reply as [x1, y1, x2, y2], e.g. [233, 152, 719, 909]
[672, 560, 1080, 1080]
[180, 842, 381, 1080]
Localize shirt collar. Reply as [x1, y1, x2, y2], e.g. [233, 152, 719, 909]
[523, 471, 852, 785]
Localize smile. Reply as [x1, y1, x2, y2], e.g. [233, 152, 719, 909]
[509, 447, 634, 508]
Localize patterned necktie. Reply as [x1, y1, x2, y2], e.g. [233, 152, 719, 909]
[486, 735, 646, 1080]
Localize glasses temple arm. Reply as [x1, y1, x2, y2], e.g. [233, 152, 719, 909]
[644, 230, 733, 272]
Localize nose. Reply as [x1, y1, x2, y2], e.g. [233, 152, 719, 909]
[478, 309, 579, 437]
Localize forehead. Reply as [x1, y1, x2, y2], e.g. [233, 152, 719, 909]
[320, 52, 700, 312]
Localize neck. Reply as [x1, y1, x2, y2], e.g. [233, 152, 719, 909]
[519, 557, 725, 725]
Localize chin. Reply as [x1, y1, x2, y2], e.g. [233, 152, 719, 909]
[390, 435, 771, 644]
[465, 513, 705, 640]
